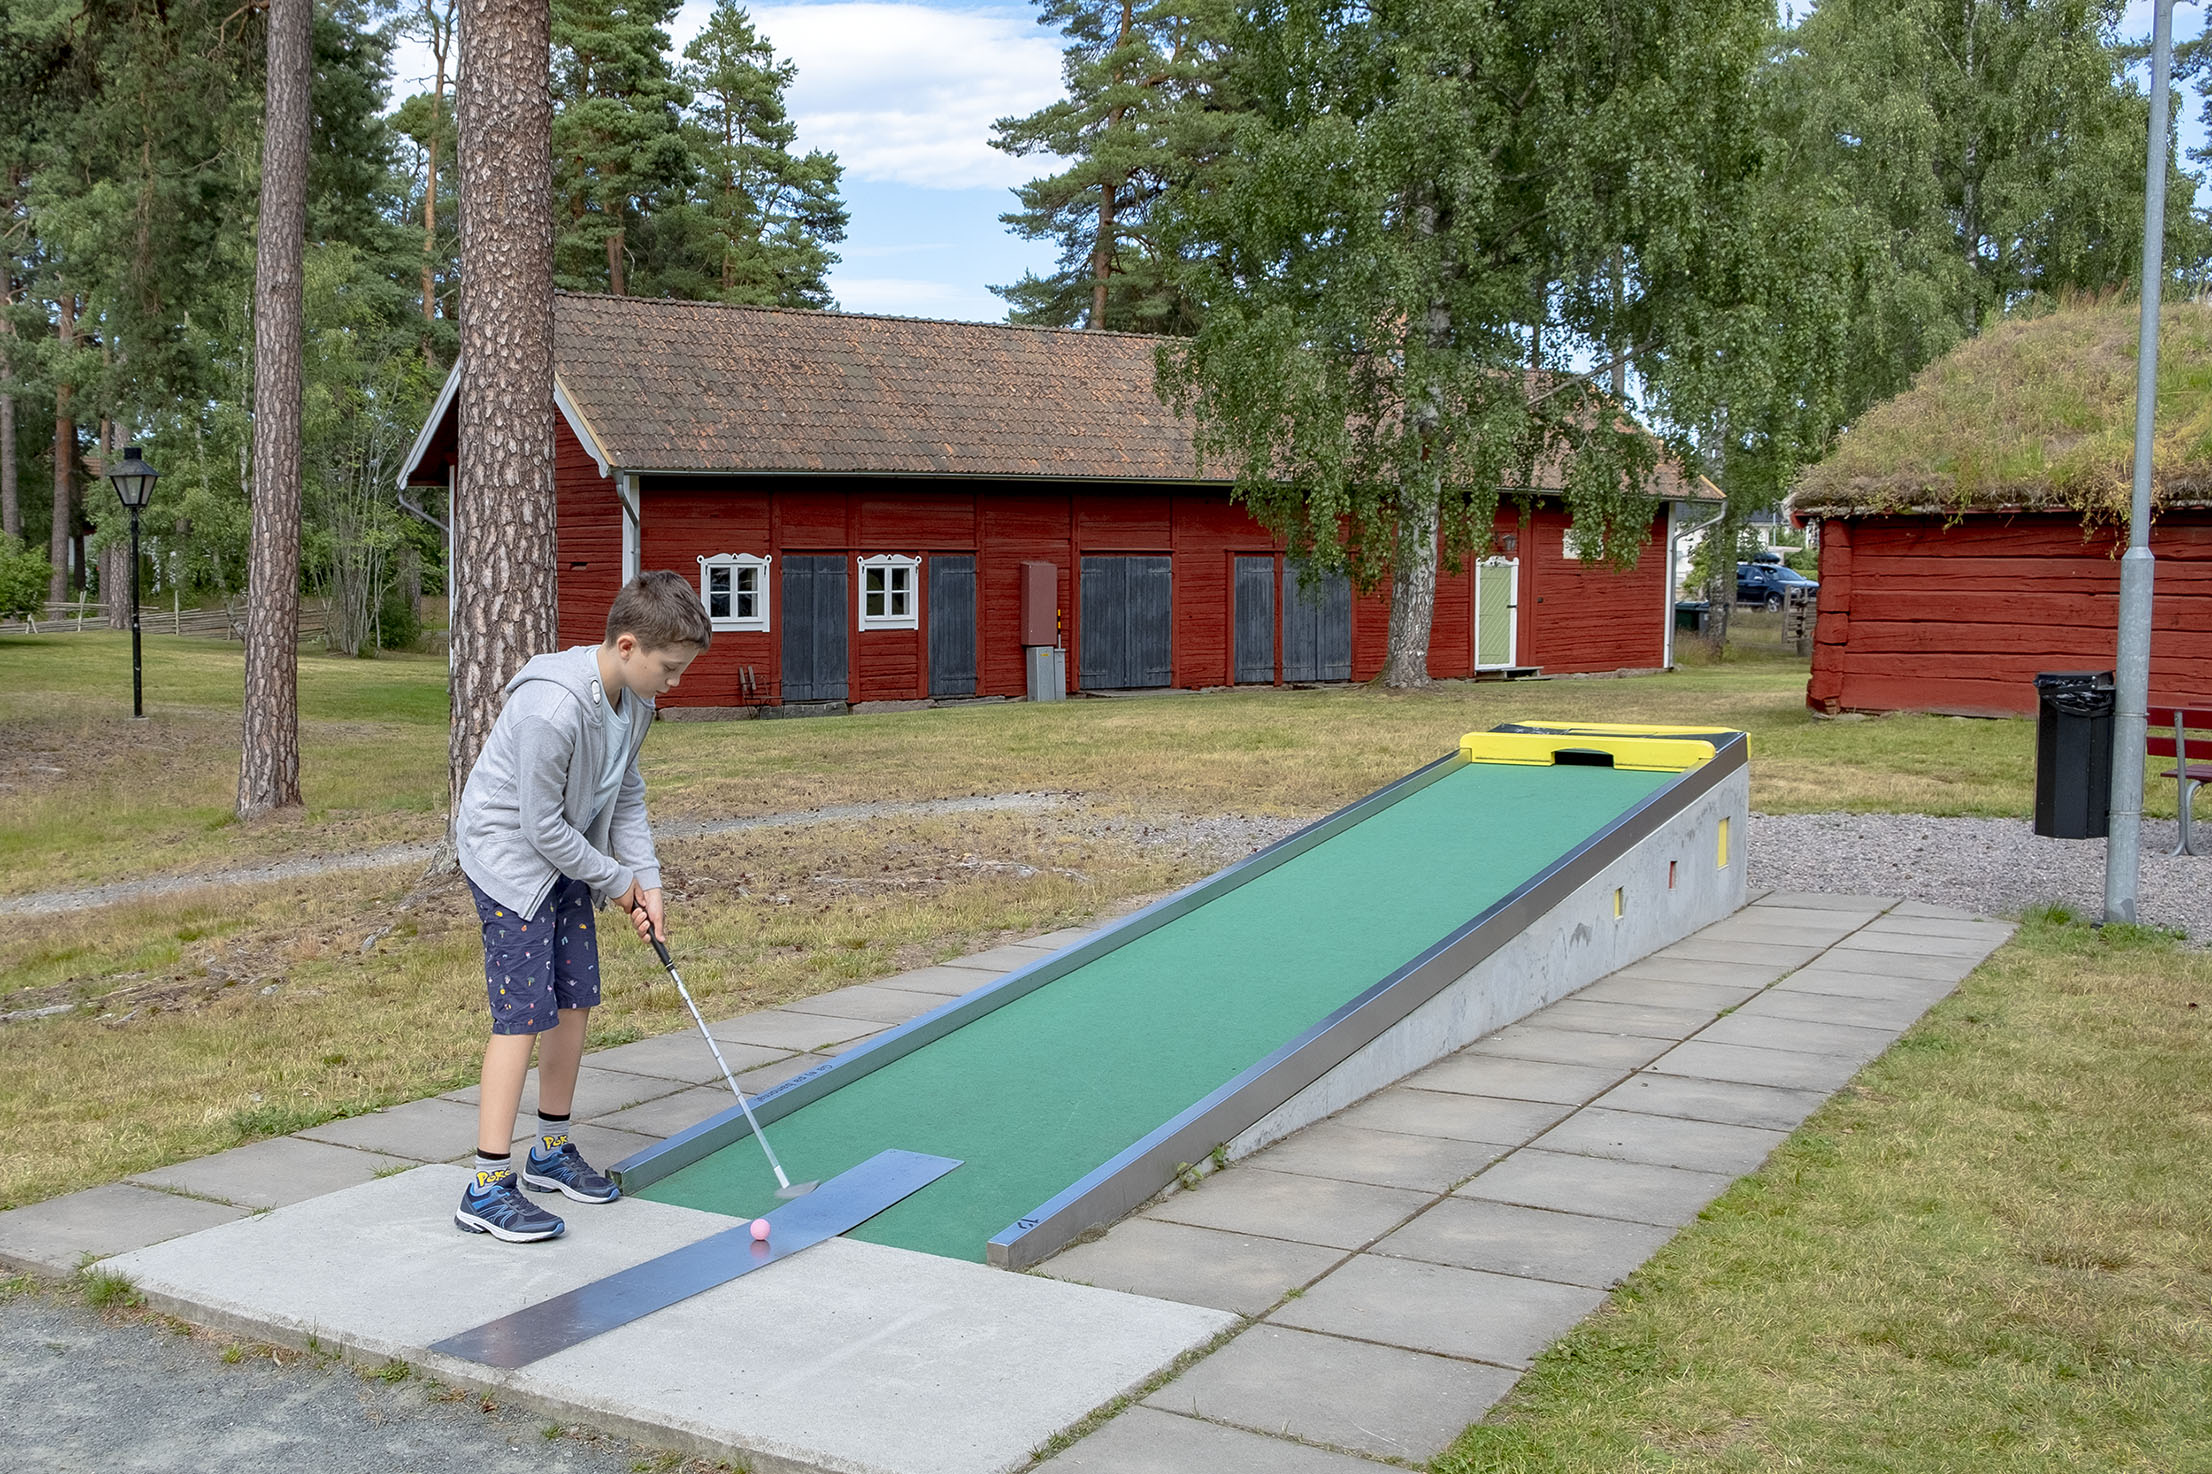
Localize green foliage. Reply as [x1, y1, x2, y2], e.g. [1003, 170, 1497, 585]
[990, 0, 1234, 331]
[551, 0, 697, 294]
[0, 537, 50, 620]
[679, 0, 847, 307]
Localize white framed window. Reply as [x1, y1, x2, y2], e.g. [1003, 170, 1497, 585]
[858, 554, 920, 630]
[697, 553, 771, 631]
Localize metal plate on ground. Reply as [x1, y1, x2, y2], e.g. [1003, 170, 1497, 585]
[430, 1149, 961, 1369]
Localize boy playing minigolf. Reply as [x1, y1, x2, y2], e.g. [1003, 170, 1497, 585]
[452, 570, 710, 1242]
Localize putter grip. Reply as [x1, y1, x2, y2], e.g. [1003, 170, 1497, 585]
[630, 904, 674, 968]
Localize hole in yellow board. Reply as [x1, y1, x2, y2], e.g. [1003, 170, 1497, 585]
[1612, 887, 1624, 918]
[1717, 817, 1731, 869]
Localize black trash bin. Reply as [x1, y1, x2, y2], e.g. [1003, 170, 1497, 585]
[2033, 670, 2115, 839]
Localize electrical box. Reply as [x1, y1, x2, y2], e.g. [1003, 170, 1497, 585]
[1020, 561, 1059, 648]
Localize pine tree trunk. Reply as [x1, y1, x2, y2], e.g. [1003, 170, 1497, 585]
[238, 0, 311, 819]
[423, 133, 439, 322]
[49, 293, 75, 608]
[452, 0, 559, 822]
[103, 541, 132, 629]
[0, 167, 16, 542]
[606, 226, 625, 295]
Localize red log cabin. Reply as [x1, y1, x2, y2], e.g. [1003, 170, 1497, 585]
[1794, 301, 2212, 718]
[401, 293, 1719, 713]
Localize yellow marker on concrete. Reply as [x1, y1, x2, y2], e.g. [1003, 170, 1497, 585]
[1458, 730, 1716, 773]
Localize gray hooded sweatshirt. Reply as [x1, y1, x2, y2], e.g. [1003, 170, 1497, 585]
[456, 646, 661, 918]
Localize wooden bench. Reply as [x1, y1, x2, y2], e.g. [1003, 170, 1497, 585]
[2147, 706, 2212, 856]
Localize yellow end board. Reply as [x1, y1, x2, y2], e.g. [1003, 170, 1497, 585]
[1459, 730, 1716, 773]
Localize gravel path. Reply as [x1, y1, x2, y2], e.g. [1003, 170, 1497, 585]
[1749, 811, 2212, 941]
[0, 792, 1070, 918]
[0, 1292, 677, 1474]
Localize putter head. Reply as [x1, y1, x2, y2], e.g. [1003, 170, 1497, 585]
[775, 1180, 820, 1200]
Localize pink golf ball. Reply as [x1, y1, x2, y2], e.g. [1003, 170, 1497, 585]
[750, 1218, 771, 1242]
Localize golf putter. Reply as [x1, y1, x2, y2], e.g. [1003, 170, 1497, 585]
[630, 906, 817, 1198]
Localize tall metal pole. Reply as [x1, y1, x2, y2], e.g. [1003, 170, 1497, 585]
[2105, 0, 2173, 924]
[128, 503, 144, 720]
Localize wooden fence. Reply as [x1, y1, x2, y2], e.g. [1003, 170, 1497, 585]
[0, 597, 328, 641]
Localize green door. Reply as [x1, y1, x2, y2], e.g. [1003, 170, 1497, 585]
[1475, 559, 1517, 669]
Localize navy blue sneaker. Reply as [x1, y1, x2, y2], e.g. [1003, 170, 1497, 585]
[523, 1142, 621, 1203]
[454, 1168, 566, 1242]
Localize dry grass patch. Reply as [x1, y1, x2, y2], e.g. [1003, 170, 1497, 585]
[1437, 910, 2212, 1474]
[0, 810, 1195, 1208]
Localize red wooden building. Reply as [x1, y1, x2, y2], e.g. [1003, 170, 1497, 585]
[1796, 303, 2212, 717]
[402, 293, 1717, 712]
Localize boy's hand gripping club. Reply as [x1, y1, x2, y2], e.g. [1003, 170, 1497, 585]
[629, 905, 816, 1199]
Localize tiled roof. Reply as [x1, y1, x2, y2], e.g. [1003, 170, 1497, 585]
[554, 292, 1212, 480]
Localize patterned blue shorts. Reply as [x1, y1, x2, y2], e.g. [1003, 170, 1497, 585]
[468, 876, 601, 1035]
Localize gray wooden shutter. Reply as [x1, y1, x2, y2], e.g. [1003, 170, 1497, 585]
[781, 556, 849, 703]
[1079, 555, 1117, 689]
[1284, 561, 1351, 682]
[1234, 556, 1275, 684]
[1080, 554, 1173, 689]
[1134, 555, 1173, 688]
[929, 554, 977, 697]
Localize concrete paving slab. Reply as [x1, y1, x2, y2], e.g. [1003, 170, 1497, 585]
[1455, 1150, 1735, 1227]
[706, 1008, 882, 1053]
[1590, 1074, 1830, 1132]
[1754, 891, 1899, 911]
[1857, 914, 2014, 943]
[1042, 1406, 1390, 1472]
[876, 963, 1005, 996]
[110, 1167, 1235, 1474]
[1832, 930, 2002, 961]
[581, 1031, 792, 1085]
[778, 983, 943, 1025]
[1467, 1025, 1674, 1071]
[1251, 1123, 1509, 1194]
[1142, 1168, 1431, 1252]
[1271, 1253, 1605, 1368]
[299, 1096, 490, 1161]
[949, 941, 1061, 972]
[1739, 902, 1891, 929]
[1144, 1324, 1516, 1462]
[1530, 1108, 1788, 1176]
[1647, 1040, 1864, 1093]
[1041, 1217, 1341, 1316]
[1776, 963, 1965, 999]
[1372, 1196, 1673, 1289]
[1028, 926, 1101, 949]
[1524, 998, 1719, 1040]
[1693, 918, 1864, 949]
[588, 1084, 738, 1138]
[132, 1136, 417, 1210]
[1332, 1087, 1570, 1145]
[0, 1184, 248, 1275]
[1887, 900, 1988, 921]
[1407, 1053, 1624, 1106]
[1733, 987, 1940, 1032]
[1694, 1012, 1899, 1061]
[1571, 975, 1764, 1012]
[1599, 955, 1794, 990]
[824, 1028, 888, 1055]
[443, 1066, 683, 1120]
[1653, 936, 1828, 968]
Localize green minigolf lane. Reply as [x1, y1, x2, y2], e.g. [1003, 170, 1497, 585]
[638, 759, 1670, 1260]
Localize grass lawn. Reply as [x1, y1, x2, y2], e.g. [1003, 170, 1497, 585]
[1440, 910, 2212, 1473]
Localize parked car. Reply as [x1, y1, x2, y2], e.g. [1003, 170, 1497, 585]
[1736, 561, 1819, 610]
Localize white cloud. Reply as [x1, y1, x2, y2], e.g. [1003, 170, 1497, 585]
[686, 1, 1068, 189]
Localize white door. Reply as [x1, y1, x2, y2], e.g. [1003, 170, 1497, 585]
[1474, 558, 1518, 670]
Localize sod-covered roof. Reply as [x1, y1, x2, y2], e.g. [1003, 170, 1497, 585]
[1792, 300, 2212, 518]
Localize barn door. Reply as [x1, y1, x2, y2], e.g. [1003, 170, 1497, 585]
[780, 555, 849, 702]
[1282, 561, 1351, 682]
[928, 554, 977, 698]
[1079, 554, 1173, 689]
[1473, 558, 1518, 670]
[1233, 556, 1275, 684]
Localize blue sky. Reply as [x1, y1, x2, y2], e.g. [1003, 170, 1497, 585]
[390, 1, 2208, 327]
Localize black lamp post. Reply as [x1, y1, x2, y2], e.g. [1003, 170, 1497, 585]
[106, 446, 160, 720]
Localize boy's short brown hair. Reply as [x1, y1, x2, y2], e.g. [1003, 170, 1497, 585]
[605, 570, 713, 651]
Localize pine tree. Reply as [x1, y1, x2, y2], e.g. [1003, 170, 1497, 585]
[679, 0, 846, 308]
[550, 0, 695, 295]
[991, 0, 1232, 331]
